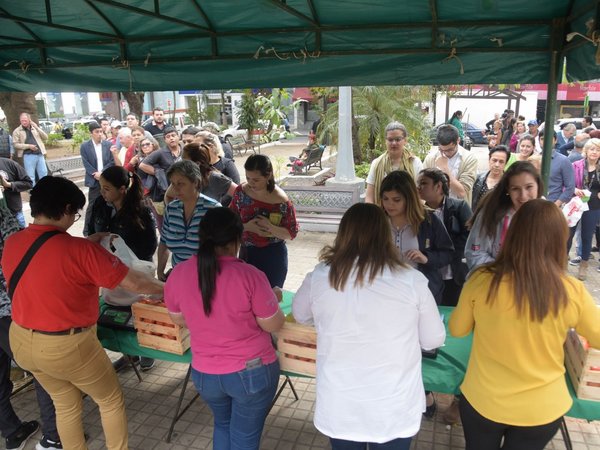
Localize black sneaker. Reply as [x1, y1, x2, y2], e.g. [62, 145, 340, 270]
[140, 357, 155, 371]
[6, 420, 39, 450]
[112, 356, 128, 372]
[35, 434, 62, 450]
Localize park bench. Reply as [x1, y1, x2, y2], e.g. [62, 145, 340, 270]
[46, 156, 85, 186]
[289, 145, 326, 175]
[227, 135, 256, 157]
[284, 184, 362, 232]
[302, 145, 325, 173]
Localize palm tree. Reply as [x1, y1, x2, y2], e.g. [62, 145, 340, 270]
[317, 86, 433, 164]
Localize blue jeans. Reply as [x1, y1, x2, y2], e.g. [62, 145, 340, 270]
[330, 437, 412, 450]
[241, 241, 288, 288]
[571, 209, 600, 261]
[13, 211, 25, 229]
[23, 154, 47, 186]
[191, 360, 280, 450]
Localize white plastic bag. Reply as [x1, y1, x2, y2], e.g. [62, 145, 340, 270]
[100, 235, 156, 306]
[562, 196, 590, 228]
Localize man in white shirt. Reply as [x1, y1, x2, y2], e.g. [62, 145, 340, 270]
[80, 122, 114, 235]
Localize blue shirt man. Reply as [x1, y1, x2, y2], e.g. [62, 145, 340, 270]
[540, 131, 575, 206]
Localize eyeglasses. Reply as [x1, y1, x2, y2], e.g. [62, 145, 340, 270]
[386, 137, 405, 143]
[73, 213, 81, 222]
[141, 142, 152, 147]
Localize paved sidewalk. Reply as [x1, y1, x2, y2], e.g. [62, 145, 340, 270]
[11, 143, 600, 449]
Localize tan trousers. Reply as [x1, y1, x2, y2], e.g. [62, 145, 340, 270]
[9, 324, 128, 450]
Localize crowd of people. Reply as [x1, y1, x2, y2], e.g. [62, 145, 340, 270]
[297, 117, 599, 450]
[0, 109, 597, 450]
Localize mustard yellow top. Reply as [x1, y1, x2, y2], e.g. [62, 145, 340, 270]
[449, 270, 600, 426]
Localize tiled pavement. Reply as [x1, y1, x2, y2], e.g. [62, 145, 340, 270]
[10, 143, 600, 449]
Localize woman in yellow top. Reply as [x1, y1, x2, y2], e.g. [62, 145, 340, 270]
[449, 199, 600, 450]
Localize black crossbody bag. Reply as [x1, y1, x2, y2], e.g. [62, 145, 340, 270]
[8, 231, 61, 299]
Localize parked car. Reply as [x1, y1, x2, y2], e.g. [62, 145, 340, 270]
[463, 122, 487, 145]
[38, 120, 55, 134]
[538, 117, 600, 134]
[220, 120, 271, 140]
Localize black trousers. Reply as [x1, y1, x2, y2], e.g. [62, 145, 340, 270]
[0, 317, 58, 440]
[459, 394, 561, 450]
[83, 185, 101, 237]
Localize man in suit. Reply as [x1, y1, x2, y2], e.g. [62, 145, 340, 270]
[80, 122, 114, 235]
[557, 123, 576, 149]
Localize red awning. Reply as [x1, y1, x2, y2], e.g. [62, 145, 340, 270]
[293, 88, 313, 102]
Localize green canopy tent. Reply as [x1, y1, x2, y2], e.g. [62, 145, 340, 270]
[0, 0, 600, 183]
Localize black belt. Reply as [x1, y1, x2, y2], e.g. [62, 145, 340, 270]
[24, 327, 89, 336]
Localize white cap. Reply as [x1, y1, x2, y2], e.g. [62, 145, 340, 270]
[110, 120, 122, 128]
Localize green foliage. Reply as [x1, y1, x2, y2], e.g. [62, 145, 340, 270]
[237, 90, 260, 140]
[354, 162, 371, 180]
[186, 96, 201, 126]
[255, 88, 306, 132]
[70, 124, 90, 151]
[204, 104, 220, 123]
[45, 133, 62, 148]
[318, 86, 433, 163]
[272, 156, 286, 180]
[49, 111, 64, 118]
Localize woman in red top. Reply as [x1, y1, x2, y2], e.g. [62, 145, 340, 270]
[229, 154, 298, 287]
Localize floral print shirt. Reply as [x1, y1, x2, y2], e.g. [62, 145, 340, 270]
[0, 209, 22, 317]
[229, 185, 299, 247]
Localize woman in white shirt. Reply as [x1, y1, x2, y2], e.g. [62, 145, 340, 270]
[293, 203, 445, 450]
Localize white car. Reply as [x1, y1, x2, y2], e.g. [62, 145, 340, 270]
[38, 120, 55, 134]
[220, 120, 271, 140]
[220, 125, 247, 140]
[538, 117, 600, 134]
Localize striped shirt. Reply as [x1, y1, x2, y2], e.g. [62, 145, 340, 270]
[160, 194, 220, 267]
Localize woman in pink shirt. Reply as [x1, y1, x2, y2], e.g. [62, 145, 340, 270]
[164, 207, 284, 450]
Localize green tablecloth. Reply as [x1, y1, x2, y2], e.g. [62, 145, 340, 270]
[97, 295, 600, 421]
[422, 306, 471, 395]
[97, 291, 295, 364]
[425, 307, 600, 421]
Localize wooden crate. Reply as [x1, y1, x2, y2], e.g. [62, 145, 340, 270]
[565, 329, 600, 401]
[275, 322, 317, 377]
[131, 301, 190, 355]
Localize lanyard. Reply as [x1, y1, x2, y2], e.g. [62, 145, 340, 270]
[499, 214, 511, 248]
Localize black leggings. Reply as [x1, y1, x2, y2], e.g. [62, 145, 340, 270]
[459, 395, 561, 450]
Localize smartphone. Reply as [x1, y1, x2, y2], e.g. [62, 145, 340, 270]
[245, 358, 263, 370]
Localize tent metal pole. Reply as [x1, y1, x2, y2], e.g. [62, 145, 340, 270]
[541, 18, 565, 194]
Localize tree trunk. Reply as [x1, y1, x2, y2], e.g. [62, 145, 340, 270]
[352, 115, 361, 164]
[120, 92, 145, 118]
[220, 91, 228, 126]
[0, 92, 38, 132]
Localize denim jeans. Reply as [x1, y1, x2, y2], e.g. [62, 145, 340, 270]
[241, 241, 288, 288]
[23, 154, 47, 186]
[569, 209, 600, 261]
[191, 360, 279, 450]
[329, 436, 412, 450]
[13, 211, 25, 229]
